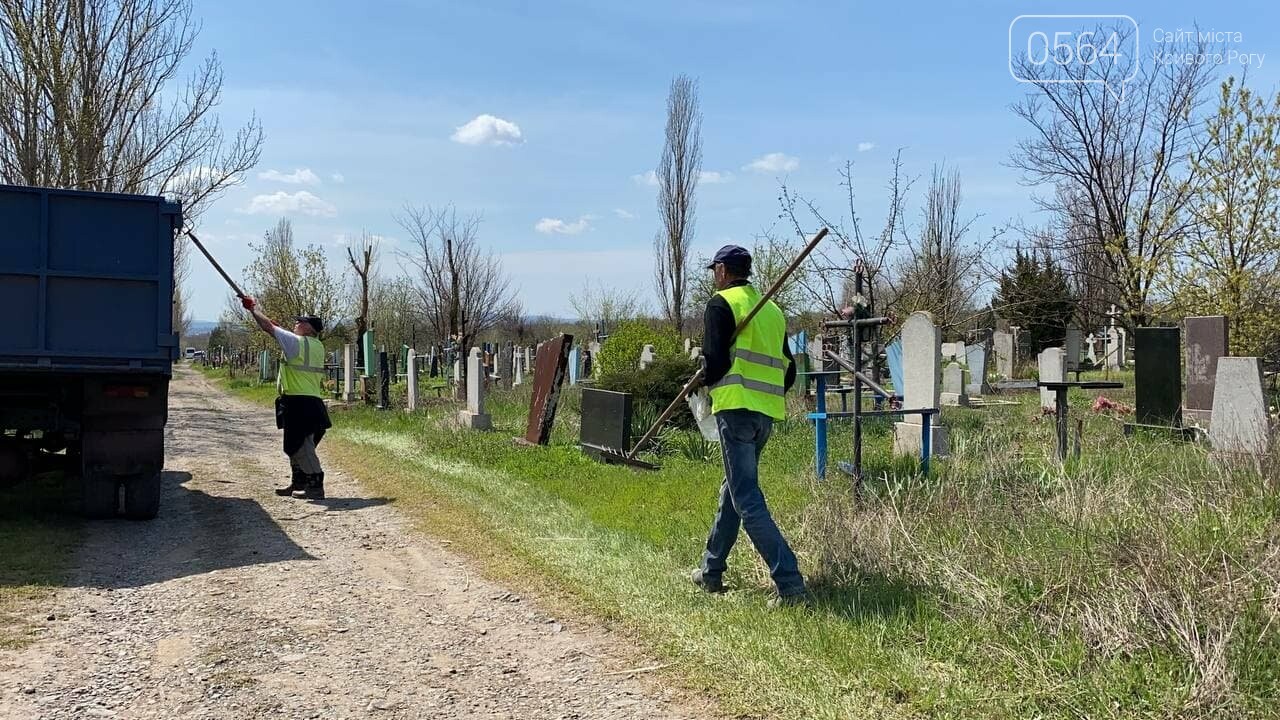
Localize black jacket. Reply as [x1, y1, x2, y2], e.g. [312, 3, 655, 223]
[702, 279, 796, 390]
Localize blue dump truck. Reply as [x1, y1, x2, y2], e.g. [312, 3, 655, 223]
[0, 184, 182, 519]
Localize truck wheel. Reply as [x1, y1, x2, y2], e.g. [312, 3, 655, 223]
[123, 472, 161, 520]
[82, 474, 119, 518]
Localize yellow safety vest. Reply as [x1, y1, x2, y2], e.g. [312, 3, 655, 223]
[708, 285, 788, 420]
[278, 335, 326, 398]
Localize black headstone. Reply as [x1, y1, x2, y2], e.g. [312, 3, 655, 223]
[1134, 327, 1181, 426]
[580, 387, 633, 458]
[377, 350, 391, 410]
[430, 353, 439, 378]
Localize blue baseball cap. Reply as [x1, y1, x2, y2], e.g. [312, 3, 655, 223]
[707, 244, 752, 270]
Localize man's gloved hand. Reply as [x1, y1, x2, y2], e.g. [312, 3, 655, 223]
[240, 295, 256, 310]
[689, 354, 707, 390]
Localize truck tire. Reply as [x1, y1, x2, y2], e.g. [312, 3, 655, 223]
[123, 472, 161, 520]
[81, 474, 119, 518]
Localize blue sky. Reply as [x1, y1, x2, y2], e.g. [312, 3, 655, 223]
[184, 0, 1280, 323]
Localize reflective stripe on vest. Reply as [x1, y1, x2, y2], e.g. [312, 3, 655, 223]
[707, 284, 788, 420]
[279, 335, 326, 397]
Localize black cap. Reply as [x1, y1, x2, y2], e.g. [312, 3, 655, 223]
[296, 315, 323, 334]
[707, 244, 752, 271]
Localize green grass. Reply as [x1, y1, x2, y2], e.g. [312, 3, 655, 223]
[0, 472, 82, 649]
[201, 365, 1280, 719]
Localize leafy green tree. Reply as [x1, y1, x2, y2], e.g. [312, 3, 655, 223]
[992, 250, 1075, 354]
[1169, 78, 1280, 359]
[595, 321, 682, 377]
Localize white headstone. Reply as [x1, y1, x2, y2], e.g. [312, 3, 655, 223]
[940, 362, 968, 406]
[1209, 357, 1272, 457]
[1085, 333, 1098, 364]
[342, 343, 355, 401]
[1105, 327, 1122, 369]
[458, 347, 491, 429]
[993, 331, 1014, 379]
[406, 349, 418, 411]
[639, 344, 656, 370]
[513, 347, 524, 386]
[964, 345, 987, 395]
[1038, 347, 1066, 411]
[893, 311, 948, 457]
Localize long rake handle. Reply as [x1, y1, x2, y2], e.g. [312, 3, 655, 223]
[627, 227, 829, 458]
[186, 230, 247, 298]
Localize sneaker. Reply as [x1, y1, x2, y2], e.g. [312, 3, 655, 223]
[768, 591, 810, 609]
[291, 472, 325, 500]
[690, 569, 725, 594]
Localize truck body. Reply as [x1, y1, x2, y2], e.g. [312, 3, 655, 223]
[0, 183, 181, 519]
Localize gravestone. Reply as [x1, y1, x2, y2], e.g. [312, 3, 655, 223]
[684, 338, 692, 354]
[406, 349, 419, 411]
[940, 341, 964, 362]
[497, 342, 513, 390]
[513, 347, 525, 386]
[1184, 316, 1229, 428]
[580, 387, 633, 459]
[1209, 357, 1271, 457]
[893, 311, 947, 457]
[362, 330, 376, 377]
[993, 331, 1013, 378]
[259, 350, 270, 382]
[964, 344, 987, 395]
[940, 362, 968, 406]
[452, 358, 461, 389]
[1133, 327, 1181, 427]
[639, 344, 655, 370]
[1084, 333, 1098, 365]
[457, 348, 491, 429]
[429, 351, 439, 378]
[568, 346, 580, 385]
[342, 343, 355, 401]
[523, 334, 573, 445]
[885, 337, 904, 399]
[377, 350, 391, 410]
[1038, 347, 1065, 411]
[1064, 327, 1081, 373]
[525, 347, 534, 376]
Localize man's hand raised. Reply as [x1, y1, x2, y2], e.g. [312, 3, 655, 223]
[241, 295, 256, 310]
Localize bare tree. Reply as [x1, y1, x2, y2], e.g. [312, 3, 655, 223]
[1009, 22, 1217, 327]
[568, 281, 643, 337]
[780, 150, 914, 316]
[890, 164, 992, 336]
[346, 233, 379, 367]
[653, 74, 702, 334]
[0, 0, 263, 340]
[397, 204, 515, 398]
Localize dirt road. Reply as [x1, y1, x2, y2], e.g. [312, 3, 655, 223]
[0, 367, 710, 719]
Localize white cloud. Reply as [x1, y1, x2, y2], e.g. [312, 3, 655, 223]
[451, 114, 524, 146]
[330, 172, 346, 183]
[238, 191, 337, 218]
[631, 170, 659, 187]
[857, 142, 876, 153]
[258, 168, 321, 185]
[535, 215, 593, 235]
[632, 169, 731, 186]
[744, 152, 799, 174]
[614, 208, 635, 219]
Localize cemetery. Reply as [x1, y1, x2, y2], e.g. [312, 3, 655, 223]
[198, 278, 1280, 717]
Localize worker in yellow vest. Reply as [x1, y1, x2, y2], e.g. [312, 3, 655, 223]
[691, 245, 806, 607]
[242, 296, 333, 499]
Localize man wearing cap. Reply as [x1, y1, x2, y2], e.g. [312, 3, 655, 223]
[691, 245, 807, 606]
[241, 296, 332, 499]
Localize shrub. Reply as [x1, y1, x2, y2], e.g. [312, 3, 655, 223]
[598, 354, 700, 429]
[595, 321, 682, 377]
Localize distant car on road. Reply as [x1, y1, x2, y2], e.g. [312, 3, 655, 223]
[185, 347, 197, 360]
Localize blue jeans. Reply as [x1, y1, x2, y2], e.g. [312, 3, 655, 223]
[700, 409, 806, 596]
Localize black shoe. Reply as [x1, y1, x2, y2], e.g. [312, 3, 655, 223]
[292, 472, 325, 500]
[690, 569, 725, 594]
[768, 591, 811, 609]
[276, 467, 306, 496]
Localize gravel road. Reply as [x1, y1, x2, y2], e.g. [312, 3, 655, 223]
[0, 367, 712, 719]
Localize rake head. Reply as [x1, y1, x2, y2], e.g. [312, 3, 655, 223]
[579, 443, 660, 471]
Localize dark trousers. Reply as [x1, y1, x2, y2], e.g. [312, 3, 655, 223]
[700, 408, 805, 596]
